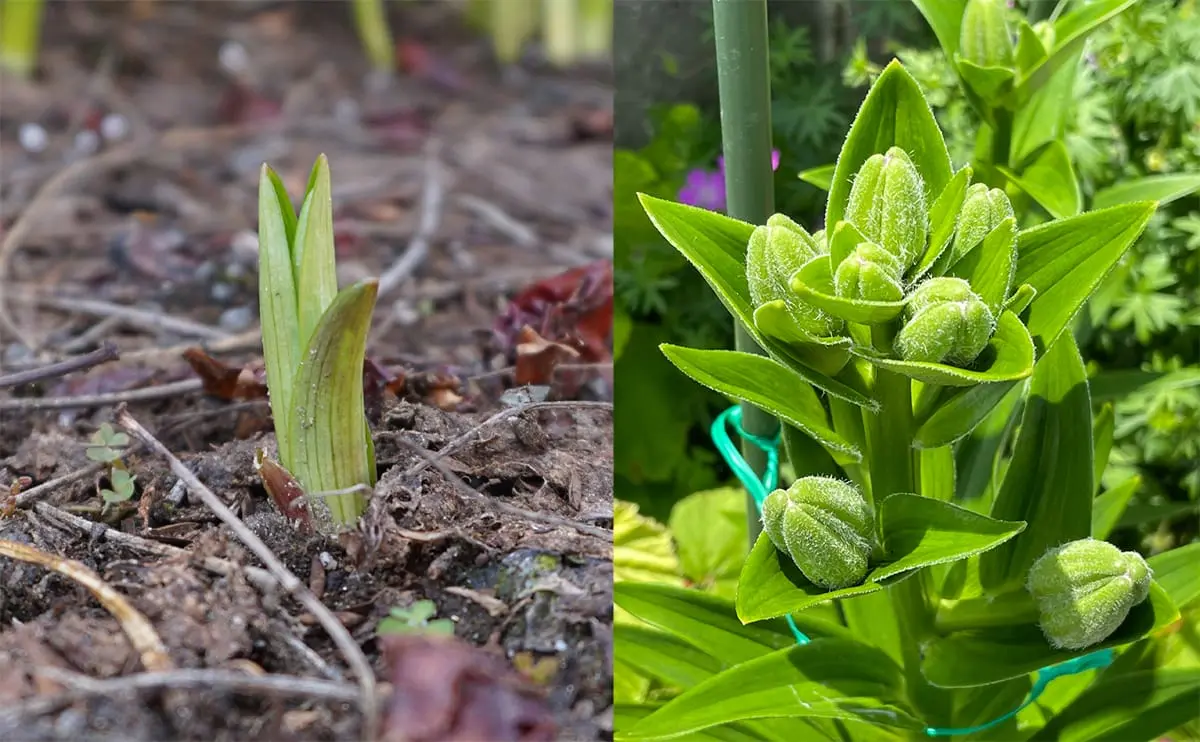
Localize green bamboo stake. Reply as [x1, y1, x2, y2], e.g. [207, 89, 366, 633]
[711, 0, 776, 545]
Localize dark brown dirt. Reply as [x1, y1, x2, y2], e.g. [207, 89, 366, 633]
[0, 2, 613, 740]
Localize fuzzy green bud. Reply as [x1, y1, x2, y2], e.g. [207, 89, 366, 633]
[761, 476, 876, 590]
[895, 277, 995, 365]
[960, 0, 1015, 69]
[845, 147, 928, 272]
[747, 223, 842, 337]
[767, 213, 822, 254]
[834, 242, 904, 302]
[950, 184, 1015, 264]
[1027, 538, 1153, 650]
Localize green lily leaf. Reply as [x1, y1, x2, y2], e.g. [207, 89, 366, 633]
[910, 0, 968, 73]
[1003, 283, 1035, 315]
[615, 624, 725, 690]
[293, 154, 339, 349]
[1011, 48, 1079, 164]
[799, 163, 836, 191]
[826, 60, 953, 232]
[1092, 173, 1200, 210]
[751, 302, 854, 377]
[1090, 476, 1139, 541]
[660, 344, 860, 460]
[922, 581, 1179, 687]
[1147, 542, 1200, 609]
[640, 194, 874, 408]
[950, 381, 1024, 503]
[955, 57, 1015, 102]
[790, 256, 907, 325]
[912, 166, 972, 281]
[979, 334, 1091, 592]
[1013, 18, 1048, 72]
[1028, 666, 1200, 742]
[999, 140, 1081, 219]
[258, 165, 304, 472]
[948, 217, 1016, 314]
[1013, 0, 1139, 103]
[614, 704, 768, 742]
[288, 279, 378, 529]
[852, 310, 1034, 387]
[737, 495, 1022, 622]
[827, 220, 869, 274]
[1091, 403, 1114, 494]
[914, 380, 1022, 448]
[1014, 201, 1156, 352]
[619, 640, 924, 740]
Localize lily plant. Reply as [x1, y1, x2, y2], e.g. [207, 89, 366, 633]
[613, 0, 1200, 736]
[257, 155, 378, 534]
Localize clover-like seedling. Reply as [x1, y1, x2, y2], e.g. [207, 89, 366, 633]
[258, 155, 378, 534]
[761, 476, 877, 589]
[86, 423, 136, 505]
[1027, 538, 1152, 650]
[377, 599, 456, 637]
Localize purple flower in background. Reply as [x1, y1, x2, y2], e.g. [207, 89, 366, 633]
[679, 149, 781, 212]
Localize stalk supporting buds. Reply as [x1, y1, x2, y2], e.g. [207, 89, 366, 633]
[844, 147, 927, 272]
[834, 242, 904, 302]
[950, 184, 1015, 264]
[1027, 538, 1153, 650]
[895, 277, 995, 365]
[761, 476, 877, 590]
[959, 0, 1015, 69]
[747, 222, 843, 337]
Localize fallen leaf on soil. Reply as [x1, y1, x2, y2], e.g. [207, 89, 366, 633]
[379, 634, 557, 742]
[254, 450, 311, 532]
[514, 327, 580, 386]
[183, 348, 268, 401]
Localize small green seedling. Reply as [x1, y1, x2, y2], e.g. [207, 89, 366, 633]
[377, 599, 456, 637]
[86, 423, 136, 505]
[258, 155, 378, 533]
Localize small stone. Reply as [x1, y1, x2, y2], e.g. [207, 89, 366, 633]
[18, 122, 48, 153]
[218, 305, 255, 332]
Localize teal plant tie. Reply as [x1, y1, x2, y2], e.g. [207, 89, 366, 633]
[710, 405, 808, 645]
[709, 404, 1118, 736]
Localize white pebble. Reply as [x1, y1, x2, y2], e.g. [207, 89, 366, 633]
[18, 122, 47, 153]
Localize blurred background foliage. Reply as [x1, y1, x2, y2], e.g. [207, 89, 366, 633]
[614, 0, 1199, 552]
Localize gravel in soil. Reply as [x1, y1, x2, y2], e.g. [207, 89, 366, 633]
[0, 2, 613, 740]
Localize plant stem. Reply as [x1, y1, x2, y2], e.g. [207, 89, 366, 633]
[0, 0, 46, 79]
[711, 0, 776, 546]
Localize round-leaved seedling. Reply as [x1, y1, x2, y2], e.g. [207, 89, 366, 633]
[1027, 538, 1153, 650]
[895, 277, 995, 365]
[844, 147, 928, 272]
[761, 476, 877, 589]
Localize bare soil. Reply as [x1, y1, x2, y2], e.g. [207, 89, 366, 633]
[0, 2, 613, 740]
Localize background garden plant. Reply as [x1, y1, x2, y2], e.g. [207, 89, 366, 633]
[614, 0, 1200, 739]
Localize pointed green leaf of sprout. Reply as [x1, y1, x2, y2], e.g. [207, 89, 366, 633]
[853, 310, 1034, 387]
[948, 216, 1017, 313]
[737, 494, 1022, 622]
[826, 60, 952, 233]
[1092, 173, 1200, 210]
[790, 255, 907, 325]
[620, 640, 923, 740]
[293, 154, 339, 349]
[798, 163, 836, 191]
[921, 582, 1178, 688]
[659, 344, 860, 460]
[979, 333, 1092, 591]
[1011, 45, 1079, 163]
[1014, 201, 1155, 352]
[913, 166, 972, 281]
[1030, 664, 1200, 742]
[258, 165, 303, 471]
[1013, 0, 1138, 104]
[998, 140, 1081, 219]
[261, 165, 299, 253]
[639, 194, 875, 409]
[914, 379, 1023, 449]
[289, 279, 378, 529]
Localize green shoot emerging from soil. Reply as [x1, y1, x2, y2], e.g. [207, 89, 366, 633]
[258, 155, 378, 533]
[0, 0, 45, 79]
[377, 600, 456, 637]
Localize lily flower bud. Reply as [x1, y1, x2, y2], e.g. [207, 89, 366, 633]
[845, 147, 928, 272]
[950, 184, 1015, 264]
[761, 476, 877, 590]
[960, 0, 1015, 69]
[747, 223, 842, 337]
[895, 277, 996, 365]
[834, 242, 904, 302]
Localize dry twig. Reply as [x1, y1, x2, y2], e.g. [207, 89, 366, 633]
[114, 407, 379, 740]
[0, 539, 173, 671]
[20, 294, 231, 341]
[377, 145, 448, 298]
[0, 378, 203, 412]
[0, 343, 119, 389]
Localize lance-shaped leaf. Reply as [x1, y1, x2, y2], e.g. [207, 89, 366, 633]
[1146, 542, 1200, 609]
[979, 333, 1091, 591]
[289, 279, 378, 529]
[826, 60, 952, 234]
[293, 154, 339, 348]
[921, 581, 1179, 687]
[640, 195, 874, 408]
[619, 640, 924, 740]
[948, 216, 1016, 313]
[258, 165, 303, 472]
[1013, 201, 1155, 352]
[911, 0, 969, 76]
[912, 165, 972, 281]
[1013, 0, 1139, 104]
[999, 140, 1081, 219]
[659, 344, 860, 460]
[852, 310, 1034, 387]
[1090, 476, 1138, 541]
[798, 163, 836, 191]
[1092, 173, 1200, 210]
[955, 58, 1015, 103]
[1028, 666, 1200, 742]
[915, 378, 1022, 449]
[790, 255, 906, 325]
[737, 495, 1023, 622]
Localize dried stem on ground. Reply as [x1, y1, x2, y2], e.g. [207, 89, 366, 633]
[0, 378, 203, 412]
[114, 406, 379, 741]
[377, 145, 448, 298]
[0, 343, 119, 389]
[0, 539, 173, 672]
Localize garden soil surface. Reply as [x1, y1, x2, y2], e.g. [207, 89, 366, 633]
[0, 3, 613, 740]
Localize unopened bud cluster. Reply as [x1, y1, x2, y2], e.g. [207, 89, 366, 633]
[761, 477, 877, 589]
